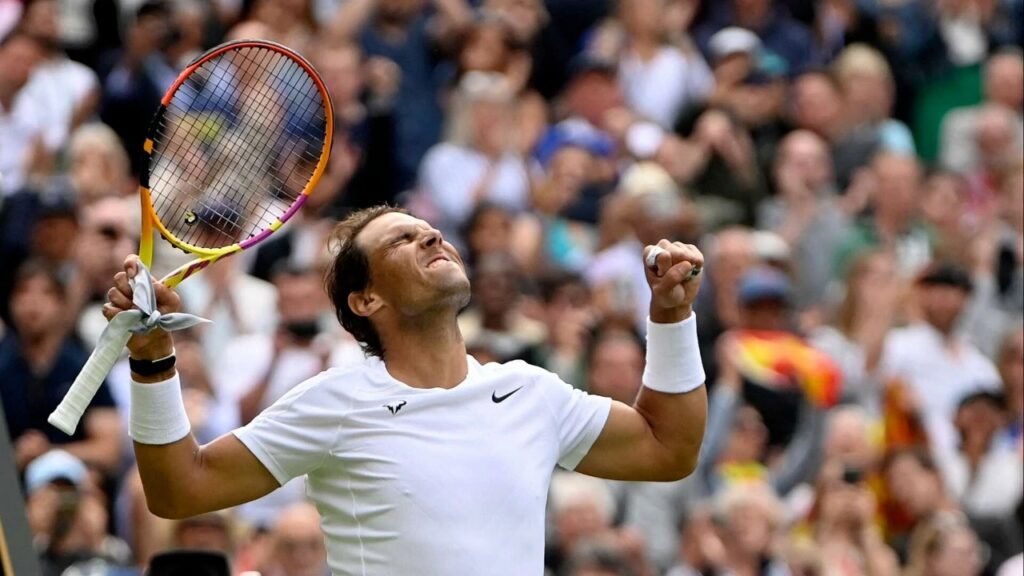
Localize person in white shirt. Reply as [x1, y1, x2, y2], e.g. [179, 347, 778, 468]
[879, 263, 1001, 456]
[103, 205, 708, 575]
[0, 31, 49, 196]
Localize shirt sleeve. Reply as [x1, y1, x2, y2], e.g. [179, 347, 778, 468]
[534, 368, 612, 470]
[232, 374, 342, 486]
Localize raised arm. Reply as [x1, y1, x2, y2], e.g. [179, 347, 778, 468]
[105, 257, 278, 519]
[576, 242, 708, 481]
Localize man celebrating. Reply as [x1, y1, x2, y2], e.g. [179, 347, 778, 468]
[104, 206, 707, 575]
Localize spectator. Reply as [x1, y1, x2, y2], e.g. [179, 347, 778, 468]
[758, 129, 851, 309]
[97, 1, 178, 176]
[810, 250, 901, 414]
[585, 324, 644, 405]
[695, 0, 820, 77]
[453, 17, 547, 154]
[833, 152, 933, 278]
[514, 122, 612, 275]
[0, 29, 48, 195]
[547, 471, 618, 575]
[417, 72, 531, 245]
[0, 262, 121, 474]
[710, 480, 789, 576]
[256, 502, 329, 576]
[26, 450, 131, 576]
[67, 123, 134, 204]
[316, 39, 400, 213]
[996, 329, 1023, 453]
[328, 0, 473, 191]
[527, 272, 595, 388]
[587, 163, 694, 334]
[458, 252, 546, 362]
[587, 0, 714, 129]
[940, 49, 1024, 175]
[68, 196, 139, 348]
[832, 43, 916, 155]
[878, 262, 1001, 456]
[807, 460, 900, 576]
[882, 449, 962, 561]
[666, 504, 726, 576]
[19, 0, 100, 150]
[904, 514, 986, 576]
[789, 70, 881, 191]
[936, 391, 1023, 520]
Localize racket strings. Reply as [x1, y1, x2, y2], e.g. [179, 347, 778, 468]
[148, 45, 328, 250]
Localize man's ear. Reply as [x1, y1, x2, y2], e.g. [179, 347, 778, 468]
[347, 289, 382, 318]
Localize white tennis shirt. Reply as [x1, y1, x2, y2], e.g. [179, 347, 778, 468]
[234, 356, 612, 575]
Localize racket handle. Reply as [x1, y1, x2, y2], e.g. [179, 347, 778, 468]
[48, 330, 132, 435]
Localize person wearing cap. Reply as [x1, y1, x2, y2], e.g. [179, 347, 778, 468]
[694, 0, 819, 78]
[511, 120, 616, 275]
[26, 449, 131, 575]
[878, 262, 1001, 458]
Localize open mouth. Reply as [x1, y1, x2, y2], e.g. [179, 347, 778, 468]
[426, 255, 452, 268]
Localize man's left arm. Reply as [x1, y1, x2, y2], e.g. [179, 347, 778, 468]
[576, 241, 708, 482]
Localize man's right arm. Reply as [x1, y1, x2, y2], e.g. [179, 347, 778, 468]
[134, 417, 280, 519]
[107, 256, 280, 519]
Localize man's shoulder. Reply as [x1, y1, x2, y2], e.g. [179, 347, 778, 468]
[274, 362, 377, 407]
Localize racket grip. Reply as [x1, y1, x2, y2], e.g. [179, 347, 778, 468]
[49, 330, 132, 435]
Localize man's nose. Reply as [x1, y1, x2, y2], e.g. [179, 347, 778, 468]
[421, 229, 442, 248]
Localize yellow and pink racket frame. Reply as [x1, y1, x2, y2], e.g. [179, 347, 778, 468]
[138, 39, 334, 288]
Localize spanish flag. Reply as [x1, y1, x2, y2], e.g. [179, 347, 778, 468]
[732, 330, 844, 408]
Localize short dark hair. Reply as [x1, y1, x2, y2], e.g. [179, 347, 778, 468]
[12, 259, 65, 298]
[324, 205, 408, 358]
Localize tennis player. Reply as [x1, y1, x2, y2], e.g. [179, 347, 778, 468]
[105, 206, 707, 575]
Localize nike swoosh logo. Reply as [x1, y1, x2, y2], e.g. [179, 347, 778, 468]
[492, 386, 523, 403]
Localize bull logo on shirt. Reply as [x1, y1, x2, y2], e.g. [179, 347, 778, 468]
[384, 401, 407, 415]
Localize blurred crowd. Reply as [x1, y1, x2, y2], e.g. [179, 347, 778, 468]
[0, 0, 1022, 575]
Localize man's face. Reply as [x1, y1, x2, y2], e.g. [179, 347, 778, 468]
[274, 517, 327, 576]
[565, 72, 623, 128]
[11, 275, 63, 340]
[791, 75, 842, 135]
[0, 36, 45, 91]
[356, 213, 470, 316]
[873, 154, 922, 221]
[985, 54, 1024, 111]
[318, 45, 363, 108]
[739, 299, 788, 331]
[918, 284, 968, 334]
[20, 0, 60, 47]
[276, 273, 328, 323]
[776, 132, 833, 193]
[587, 335, 644, 404]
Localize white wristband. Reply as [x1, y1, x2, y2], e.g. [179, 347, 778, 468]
[642, 314, 705, 394]
[130, 373, 191, 445]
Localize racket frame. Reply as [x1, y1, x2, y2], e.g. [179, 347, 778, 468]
[138, 39, 334, 287]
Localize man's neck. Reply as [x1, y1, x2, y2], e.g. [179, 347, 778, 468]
[381, 314, 469, 389]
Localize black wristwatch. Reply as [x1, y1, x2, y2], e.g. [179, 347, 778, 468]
[129, 353, 176, 376]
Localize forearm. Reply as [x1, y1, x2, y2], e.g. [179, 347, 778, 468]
[134, 429, 205, 518]
[637, 311, 708, 474]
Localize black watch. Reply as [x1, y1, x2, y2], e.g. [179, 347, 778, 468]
[129, 354, 176, 376]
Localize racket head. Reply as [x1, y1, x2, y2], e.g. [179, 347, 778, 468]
[139, 39, 334, 282]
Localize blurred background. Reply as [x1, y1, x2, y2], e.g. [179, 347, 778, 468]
[0, 0, 1021, 575]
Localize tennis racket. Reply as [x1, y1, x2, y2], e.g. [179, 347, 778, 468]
[48, 39, 333, 435]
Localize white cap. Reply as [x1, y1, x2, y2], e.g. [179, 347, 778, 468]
[709, 27, 762, 62]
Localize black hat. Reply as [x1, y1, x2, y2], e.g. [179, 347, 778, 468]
[916, 262, 973, 293]
[147, 550, 230, 576]
[567, 54, 617, 79]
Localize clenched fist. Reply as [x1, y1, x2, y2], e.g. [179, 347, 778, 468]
[102, 255, 181, 360]
[644, 241, 704, 323]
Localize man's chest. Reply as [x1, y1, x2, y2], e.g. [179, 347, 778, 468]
[311, 382, 555, 522]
